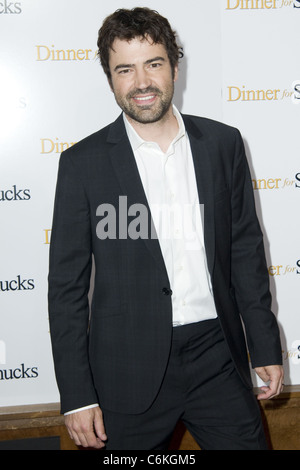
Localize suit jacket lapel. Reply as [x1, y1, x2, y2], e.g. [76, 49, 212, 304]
[183, 115, 216, 277]
[107, 115, 168, 276]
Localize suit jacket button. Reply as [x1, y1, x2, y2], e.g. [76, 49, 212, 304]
[162, 287, 172, 295]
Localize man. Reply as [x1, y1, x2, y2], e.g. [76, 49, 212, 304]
[48, 7, 283, 450]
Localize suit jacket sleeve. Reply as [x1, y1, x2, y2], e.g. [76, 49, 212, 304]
[48, 150, 98, 414]
[230, 129, 282, 368]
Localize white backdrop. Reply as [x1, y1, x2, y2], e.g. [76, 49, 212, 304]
[0, 0, 299, 407]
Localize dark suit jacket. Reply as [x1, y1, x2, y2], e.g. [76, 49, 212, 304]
[48, 113, 282, 415]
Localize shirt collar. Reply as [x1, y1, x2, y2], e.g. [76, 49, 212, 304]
[123, 105, 186, 152]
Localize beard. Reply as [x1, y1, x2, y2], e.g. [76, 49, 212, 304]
[113, 84, 174, 124]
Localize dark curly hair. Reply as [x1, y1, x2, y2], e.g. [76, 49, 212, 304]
[97, 7, 183, 82]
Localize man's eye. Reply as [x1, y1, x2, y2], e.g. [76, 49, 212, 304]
[119, 69, 130, 74]
[150, 63, 161, 68]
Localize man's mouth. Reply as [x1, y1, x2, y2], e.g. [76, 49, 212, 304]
[132, 94, 156, 105]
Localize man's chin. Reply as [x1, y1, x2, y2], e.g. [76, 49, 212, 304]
[125, 105, 171, 125]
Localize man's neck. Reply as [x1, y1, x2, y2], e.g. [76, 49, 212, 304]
[125, 106, 179, 153]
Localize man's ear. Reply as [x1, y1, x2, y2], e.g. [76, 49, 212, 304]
[108, 77, 114, 92]
[173, 64, 179, 83]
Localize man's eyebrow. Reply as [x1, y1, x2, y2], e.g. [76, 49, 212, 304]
[114, 63, 135, 72]
[114, 56, 166, 72]
[144, 56, 166, 65]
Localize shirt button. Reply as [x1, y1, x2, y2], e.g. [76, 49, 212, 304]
[162, 287, 172, 296]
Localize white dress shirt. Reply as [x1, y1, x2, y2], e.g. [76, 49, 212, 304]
[65, 105, 217, 415]
[124, 105, 217, 326]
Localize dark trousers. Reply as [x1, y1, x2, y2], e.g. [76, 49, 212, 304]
[102, 318, 268, 450]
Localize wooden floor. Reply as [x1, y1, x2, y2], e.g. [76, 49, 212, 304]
[0, 386, 299, 450]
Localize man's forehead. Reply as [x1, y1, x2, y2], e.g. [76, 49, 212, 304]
[109, 36, 167, 58]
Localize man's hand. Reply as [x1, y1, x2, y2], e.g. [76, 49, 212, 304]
[254, 365, 284, 400]
[65, 406, 107, 449]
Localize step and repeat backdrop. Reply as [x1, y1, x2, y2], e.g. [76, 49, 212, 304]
[0, 0, 299, 407]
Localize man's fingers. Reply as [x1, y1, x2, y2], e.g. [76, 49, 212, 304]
[255, 365, 284, 401]
[68, 427, 105, 449]
[65, 407, 107, 449]
[67, 429, 84, 447]
[94, 413, 108, 441]
[257, 385, 277, 400]
[79, 431, 103, 449]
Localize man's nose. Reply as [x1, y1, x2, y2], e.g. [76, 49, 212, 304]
[134, 68, 152, 89]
